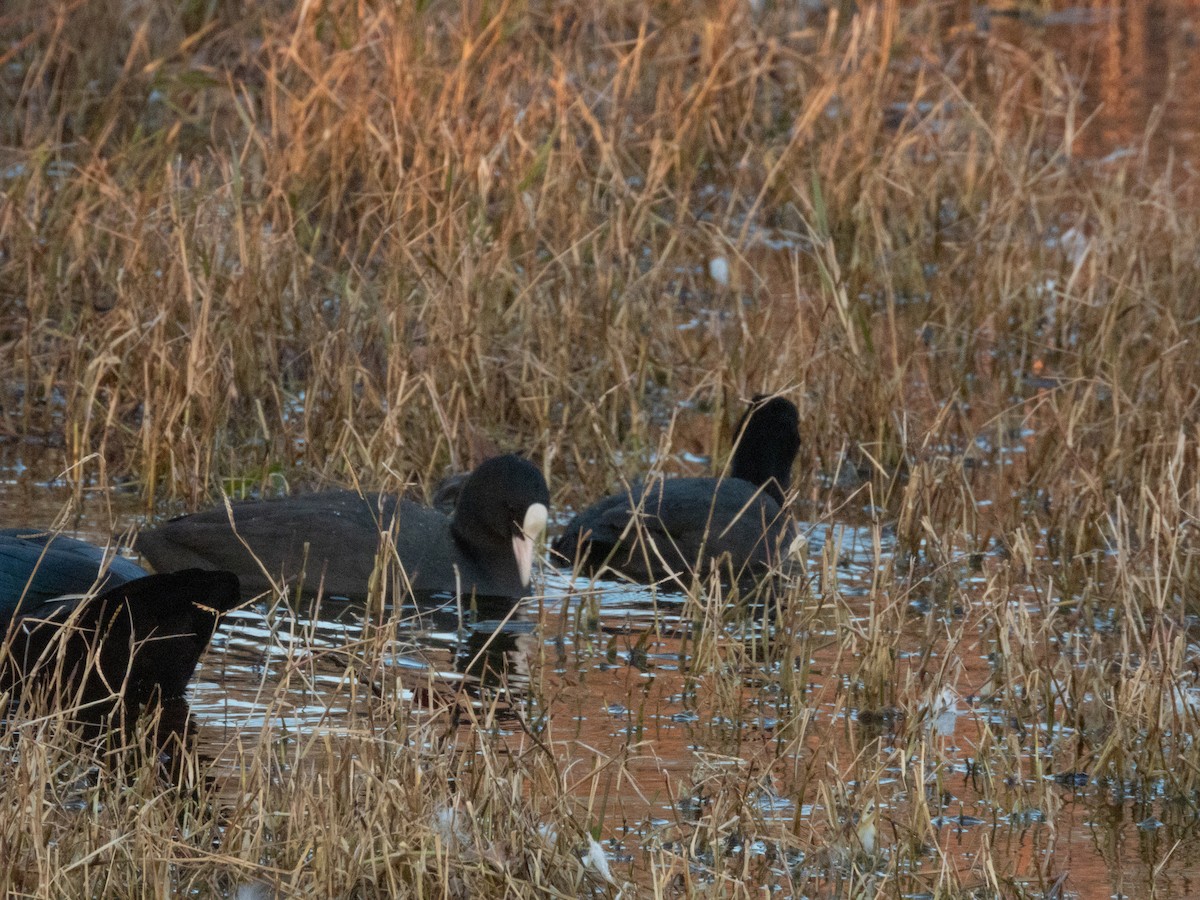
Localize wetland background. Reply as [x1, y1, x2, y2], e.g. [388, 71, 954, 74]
[3, 0, 1200, 896]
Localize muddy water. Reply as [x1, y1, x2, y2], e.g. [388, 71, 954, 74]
[1002, 1, 1200, 169]
[949, 2, 1200, 170]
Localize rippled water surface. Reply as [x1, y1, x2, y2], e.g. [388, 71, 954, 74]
[6, 441, 1200, 897]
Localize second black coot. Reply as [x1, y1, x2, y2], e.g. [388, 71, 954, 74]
[0, 528, 148, 629]
[136, 454, 551, 603]
[552, 396, 800, 587]
[2, 567, 241, 728]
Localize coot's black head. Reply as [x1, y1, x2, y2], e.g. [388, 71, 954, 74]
[118, 569, 242, 636]
[452, 455, 551, 588]
[729, 395, 801, 506]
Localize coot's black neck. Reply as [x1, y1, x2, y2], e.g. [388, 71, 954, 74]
[449, 518, 525, 600]
[728, 397, 801, 507]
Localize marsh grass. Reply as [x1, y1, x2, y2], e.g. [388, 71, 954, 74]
[4, 0, 1200, 895]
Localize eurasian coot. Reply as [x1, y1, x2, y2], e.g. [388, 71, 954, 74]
[552, 396, 800, 587]
[136, 454, 551, 603]
[2, 568, 241, 728]
[0, 528, 147, 629]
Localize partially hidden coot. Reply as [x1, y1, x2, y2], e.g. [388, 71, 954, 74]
[136, 454, 551, 604]
[552, 395, 800, 588]
[1, 556, 241, 729]
[1, 528, 239, 722]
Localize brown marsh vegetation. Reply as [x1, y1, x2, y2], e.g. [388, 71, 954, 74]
[2, 0, 1200, 896]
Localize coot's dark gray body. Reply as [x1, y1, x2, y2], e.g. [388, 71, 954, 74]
[136, 455, 551, 603]
[139, 492, 495, 598]
[0, 528, 147, 629]
[552, 396, 800, 586]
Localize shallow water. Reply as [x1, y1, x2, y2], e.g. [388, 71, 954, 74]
[912, 2, 1200, 172]
[5, 442, 1200, 897]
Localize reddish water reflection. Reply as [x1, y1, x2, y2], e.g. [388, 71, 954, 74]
[979, 1, 1200, 171]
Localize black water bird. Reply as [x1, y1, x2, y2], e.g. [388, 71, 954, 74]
[552, 396, 800, 587]
[0, 528, 147, 630]
[136, 454, 551, 603]
[1, 568, 241, 729]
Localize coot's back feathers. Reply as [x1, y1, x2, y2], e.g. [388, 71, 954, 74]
[0, 528, 147, 629]
[136, 454, 550, 603]
[552, 395, 800, 587]
[138, 490, 412, 599]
